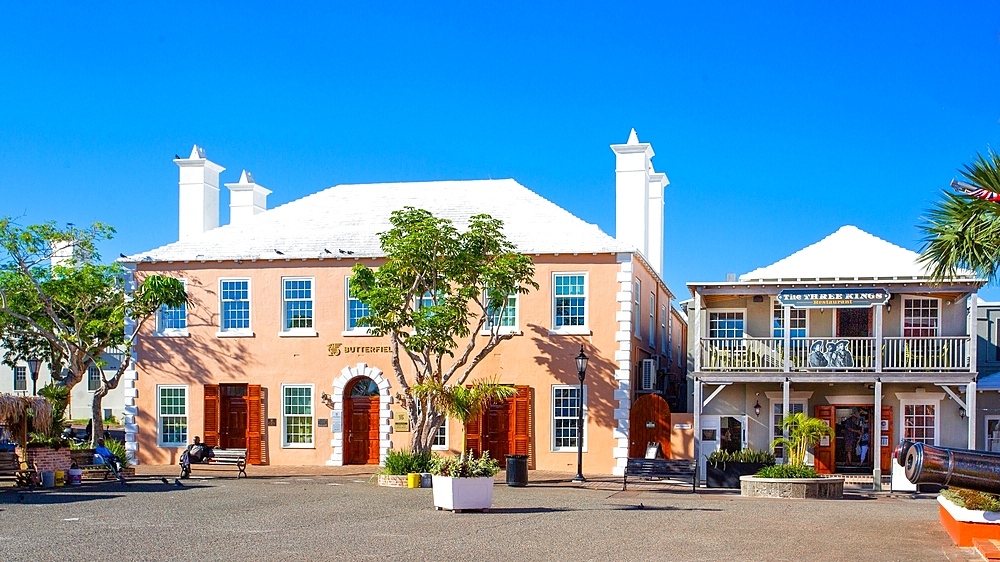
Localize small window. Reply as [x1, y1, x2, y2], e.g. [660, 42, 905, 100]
[88, 366, 101, 391]
[282, 385, 314, 448]
[902, 403, 937, 444]
[156, 279, 187, 336]
[773, 300, 807, 339]
[903, 297, 940, 338]
[157, 386, 188, 447]
[345, 277, 371, 332]
[13, 366, 26, 392]
[661, 304, 668, 356]
[649, 293, 655, 347]
[709, 311, 745, 348]
[220, 279, 251, 334]
[485, 289, 519, 333]
[634, 280, 641, 338]
[553, 273, 587, 332]
[282, 278, 314, 333]
[772, 402, 805, 460]
[432, 420, 448, 450]
[552, 385, 587, 452]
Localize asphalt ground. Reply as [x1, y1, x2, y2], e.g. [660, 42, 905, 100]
[0, 465, 980, 562]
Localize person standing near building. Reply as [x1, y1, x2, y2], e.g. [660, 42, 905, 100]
[843, 411, 861, 465]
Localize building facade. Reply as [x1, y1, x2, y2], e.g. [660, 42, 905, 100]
[685, 226, 983, 487]
[0, 352, 125, 423]
[975, 299, 1000, 451]
[124, 131, 687, 475]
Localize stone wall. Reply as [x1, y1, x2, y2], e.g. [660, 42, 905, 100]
[19, 447, 72, 472]
[740, 476, 844, 499]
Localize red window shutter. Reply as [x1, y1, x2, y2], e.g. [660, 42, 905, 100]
[465, 413, 482, 455]
[247, 385, 263, 465]
[203, 385, 220, 447]
[511, 386, 531, 456]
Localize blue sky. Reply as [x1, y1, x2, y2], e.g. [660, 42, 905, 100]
[2, 2, 1000, 300]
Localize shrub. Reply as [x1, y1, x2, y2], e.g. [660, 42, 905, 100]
[943, 488, 1000, 512]
[379, 450, 435, 475]
[706, 448, 776, 466]
[755, 464, 820, 479]
[430, 451, 501, 478]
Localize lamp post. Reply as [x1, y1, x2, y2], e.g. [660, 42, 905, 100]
[572, 346, 588, 483]
[27, 358, 41, 396]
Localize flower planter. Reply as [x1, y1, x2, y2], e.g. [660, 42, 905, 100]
[18, 446, 72, 473]
[739, 475, 844, 499]
[431, 475, 494, 512]
[706, 463, 769, 488]
[938, 495, 1000, 547]
[378, 473, 433, 488]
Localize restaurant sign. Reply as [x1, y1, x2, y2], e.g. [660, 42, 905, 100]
[776, 288, 890, 309]
[327, 343, 392, 356]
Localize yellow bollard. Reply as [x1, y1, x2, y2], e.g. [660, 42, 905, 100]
[407, 472, 420, 488]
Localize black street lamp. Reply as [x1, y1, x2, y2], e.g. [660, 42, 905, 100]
[27, 358, 41, 396]
[572, 345, 589, 483]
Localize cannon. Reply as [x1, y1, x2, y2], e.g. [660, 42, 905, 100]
[904, 442, 1000, 495]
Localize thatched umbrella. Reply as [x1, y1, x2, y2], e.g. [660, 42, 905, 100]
[0, 394, 54, 445]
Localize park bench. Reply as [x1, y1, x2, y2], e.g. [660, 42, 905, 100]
[180, 448, 248, 478]
[623, 458, 697, 492]
[0, 451, 35, 487]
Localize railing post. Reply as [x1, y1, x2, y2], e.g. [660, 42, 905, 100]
[875, 304, 884, 373]
[969, 294, 978, 372]
[694, 291, 702, 373]
[783, 304, 791, 373]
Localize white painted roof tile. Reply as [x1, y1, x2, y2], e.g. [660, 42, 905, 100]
[126, 179, 632, 262]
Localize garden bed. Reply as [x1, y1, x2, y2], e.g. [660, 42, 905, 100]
[938, 495, 1000, 547]
[739, 475, 844, 499]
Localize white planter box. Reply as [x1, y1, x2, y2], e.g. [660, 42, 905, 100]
[431, 475, 494, 512]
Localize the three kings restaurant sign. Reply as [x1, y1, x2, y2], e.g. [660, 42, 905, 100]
[777, 288, 889, 309]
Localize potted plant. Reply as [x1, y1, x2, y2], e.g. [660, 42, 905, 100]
[411, 376, 515, 512]
[706, 448, 775, 488]
[740, 412, 844, 499]
[938, 487, 1000, 547]
[376, 450, 435, 487]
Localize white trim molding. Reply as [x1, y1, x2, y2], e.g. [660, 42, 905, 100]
[612, 256, 633, 477]
[326, 363, 393, 467]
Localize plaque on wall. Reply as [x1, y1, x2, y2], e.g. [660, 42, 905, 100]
[820, 435, 830, 447]
[393, 411, 410, 432]
[317, 418, 329, 427]
[330, 411, 343, 433]
[267, 418, 277, 427]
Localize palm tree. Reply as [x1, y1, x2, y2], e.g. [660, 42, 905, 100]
[411, 376, 516, 459]
[919, 150, 1000, 282]
[771, 412, 833, 467]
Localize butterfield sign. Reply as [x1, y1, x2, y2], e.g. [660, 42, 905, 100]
[327, 343, 391, 356]
[776, 288, 890, 309]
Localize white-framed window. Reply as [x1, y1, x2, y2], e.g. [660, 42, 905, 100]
[13, 366, 26, 392]
[155, 279, 187, 336]
[432, 420, 449, 451]
[772, 299, 807, 339]
[649, 293, 655, 347]
[552, 384, 587, 452]
[900, 401, 938, 445]
[282, 384, 314, 448]
[709, 310, 745, 349]
[485, 289, 519, 334]
[281, 277, 314, 334]
[666, 306, 673, 366]
[157, 385, 188, 447]
[87, 366, 101, 391]
[770, 401, 806, 461]
[902, 297, 940, 337]
[633, 280, 641, 338]
[986, 416, 1000, 453]
[344, 276, 371, 334]
[552, 273, 588, 333]
[219, 278, 252, 335]
[660, 304, 667, 355]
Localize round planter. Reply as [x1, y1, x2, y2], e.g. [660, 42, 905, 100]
[739, 475, 845, 499]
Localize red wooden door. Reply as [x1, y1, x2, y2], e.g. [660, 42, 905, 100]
[814, 405, 836, 474]
[466, 386, 531, 461]
[880, 406, 893, 471]
[222, 397, 248, 449]
[347, 396, 379, 464]
[629, 394, 672, 458]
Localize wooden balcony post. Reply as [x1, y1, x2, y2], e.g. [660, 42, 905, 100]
[694, 290, 702, 373]
[875, 303, 884, 373]
[782, 378, 790, 464]
[783, 304, 791, 373]
[968, 380, 978, 449]
[873, 378, 882, 491]
[969, 294, 978, 372]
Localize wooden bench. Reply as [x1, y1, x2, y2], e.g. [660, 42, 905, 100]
[623, 458, 697, 492]
[0, 451, 35, 487]
[180, 448, 248, 478]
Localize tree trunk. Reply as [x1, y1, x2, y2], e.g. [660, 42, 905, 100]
[90, 384, 109, 447]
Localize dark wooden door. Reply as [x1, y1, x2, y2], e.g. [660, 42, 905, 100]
[482, 400, 511, 461]
[814, 405, 836, 474]
[347, 396, 379, 464]
[222, 397, 248, 449]
[466, 386, 531, 461]
[629, 394, 672, 458]
[880, 406, 893, 471]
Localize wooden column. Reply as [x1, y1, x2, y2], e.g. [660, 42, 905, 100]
[875, 304, 884, 373]
[783, 304, 791, 373]
[968, 380, 978, 449]
[782, 378, 790, 464]
[693, 291, 702, 373]
[693, 378, 703, 486]
[873, 378, 882, 491]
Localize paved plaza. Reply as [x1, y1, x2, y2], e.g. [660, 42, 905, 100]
[0, 466, 981, 562]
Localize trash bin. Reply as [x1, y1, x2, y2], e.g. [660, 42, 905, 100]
[67, 468, 83, 486]
[505, 455, 529, 487]
[41, 471, 55, 488]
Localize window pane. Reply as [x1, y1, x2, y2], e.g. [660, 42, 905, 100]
[158, 387, 187, 445]
[283, 386, 313, 446]
[347, 278, 370, 329]
[221, 280, 251, 330]
[283, 279, 313, 329]
[553, 386, 581, 449]
[554, 275, 586, 327]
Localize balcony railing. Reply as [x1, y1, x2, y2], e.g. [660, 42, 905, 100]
[699, 336, 970, 373]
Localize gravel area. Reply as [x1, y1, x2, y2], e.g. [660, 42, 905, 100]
[0, 467, 978, 562]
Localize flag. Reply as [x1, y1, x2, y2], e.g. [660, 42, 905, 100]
[951, 179, 1000, 202]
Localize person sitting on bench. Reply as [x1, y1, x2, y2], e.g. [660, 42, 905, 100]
[179, 436, 213, 477]
[94, 438, 124, 481]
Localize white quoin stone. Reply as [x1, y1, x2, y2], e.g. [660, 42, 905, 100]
[176, 145, 225, 241]
[610, 129, 666, 278]
[225, 170, 271, 226]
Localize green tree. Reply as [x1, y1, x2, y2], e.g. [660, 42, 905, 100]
[0, 219, 188, 445]
[411, 376, 516, 458]
[350, 207, 536, 453]
[770, 412, 833, 467]
[919, 150, 1000, 281]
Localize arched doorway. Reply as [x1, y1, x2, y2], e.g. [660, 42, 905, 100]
[346, 378, 380, 464]
[629, 394, 671, 458]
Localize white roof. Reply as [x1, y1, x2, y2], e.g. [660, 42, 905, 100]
[125, 179, 632, 262]
[739, 225, 977, 282]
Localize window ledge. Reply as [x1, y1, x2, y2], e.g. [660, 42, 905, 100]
[279, 330, 318, 338]
[431, 445, 450, 451]
[216, 331, 255, 338]
[154, 330, 189, 338]
[281, 445, 316, 449]
[548, 327, 591, 336]
[480, 329, 522, 337]
[341, 329, 375, 337]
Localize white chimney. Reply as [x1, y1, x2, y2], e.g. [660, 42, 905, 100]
[50, 240, 76, 269]
[175, 145, 225, 240]
[611, 129, 664, 277]
[225, 170, 271, 226]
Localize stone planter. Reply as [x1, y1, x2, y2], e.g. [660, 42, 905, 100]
[19, 446, 72, 473]
[938, 495, 1000, 547]
[377, 473, 432, 488]
[431, 475, 494, 512]
[706, 463, 769, 488]
[740, 475, 844, 499]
